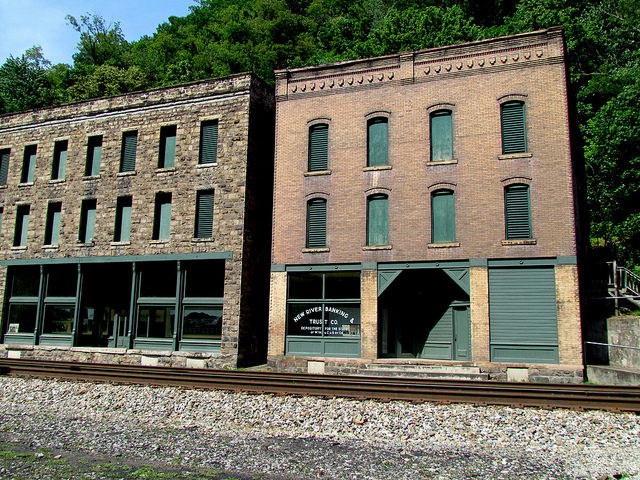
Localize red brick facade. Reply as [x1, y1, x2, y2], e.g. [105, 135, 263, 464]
[269, 28, 584, 382]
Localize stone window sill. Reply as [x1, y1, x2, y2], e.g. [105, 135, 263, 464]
[302, 247, 330, 253]
[76, 241, 95, 247]
[427, 241, 460, 248]
[11, 246, 27, 251]
[18, 182, 34, 188]
[42, 245, 59, 251]
[48, 179, 65, 185]
[502, 239, 537, 246]
[427, 159, 458, 166]
[150, 239, 169, 245]
[0, 184, 7, 190]
[363, 244, 392, 251]
[83, 175, 101, 181]
[363, 165, 392, 172]
[155, 167, 176, 174]
[304, 169, 331, 177]
[196, 162, 218, 169]
[117, 171, 136, 177]
[191, 237, 214, 243]
[498, 152, 533, 160]
[110, 241, 131, 246]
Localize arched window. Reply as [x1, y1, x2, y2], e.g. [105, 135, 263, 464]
[431, 189, 455, 243]
[367, 117, 388, 167]
[501, 101, 526, 154]
[306, 198, 327, 248]
[367, 194, 388, 246]
[308, 124, 329, 171]
[430, 110, 453, 162]
[504, 184, 531, 239]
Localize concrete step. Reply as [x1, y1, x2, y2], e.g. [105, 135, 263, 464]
[363, 363, 489, 381]
[586, 365, 640, 386]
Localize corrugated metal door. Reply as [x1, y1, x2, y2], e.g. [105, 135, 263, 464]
[489, 266, 558, 363]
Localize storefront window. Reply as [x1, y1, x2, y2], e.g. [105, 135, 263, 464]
[5, 266, 41, 336]
[182, 306, 222, 339]
[42, 265, 77, 337]
[10, 266, 39, 297]
[7, 304, 37, 333]
[139, 262, 177, 298]
[137, 306, 175, 338]
[184, 260, 224, 298]
[42, 305, 74, 334]
[286, 271, 361, 338]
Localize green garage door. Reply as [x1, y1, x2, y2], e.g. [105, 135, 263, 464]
[489, 266, 558, 363]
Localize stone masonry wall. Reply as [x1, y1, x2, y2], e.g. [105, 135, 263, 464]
[0, 73, 273, 367]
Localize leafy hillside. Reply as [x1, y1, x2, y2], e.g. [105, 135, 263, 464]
[0, 0, 638, 270]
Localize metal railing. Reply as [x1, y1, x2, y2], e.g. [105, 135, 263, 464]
[606, 260, 640, 313]
[585, 341, 640, 351]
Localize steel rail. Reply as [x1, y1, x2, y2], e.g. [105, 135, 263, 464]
[1, 358, 639, 413]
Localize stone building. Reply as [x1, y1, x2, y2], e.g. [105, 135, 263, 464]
[268, 28, 585, 382]
[0, 73, 274, 368]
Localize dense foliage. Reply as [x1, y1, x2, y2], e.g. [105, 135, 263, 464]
[0, 0, 638, 270]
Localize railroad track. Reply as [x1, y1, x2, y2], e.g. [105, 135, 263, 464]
[1, 358, 639, 413]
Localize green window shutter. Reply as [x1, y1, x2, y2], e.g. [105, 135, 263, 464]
[45, 203, 62, 245]
[308, 124, 328, 171]
[120, 131, 138, 172]
[159, 126, 176, 168]
[0, 149, 10, 185]
[120, 204, 132, 242]
[114, 196, 132, 242]
[430, 110, 453, 161]
[153, 193, 172, 240]
[79, 199, 97, 243]
[505, 184, 531, 239]
[22, 145, 36, 183]
[28, 150, 36, 182]
[51, 208, 61, 245]
[199, 121, 218, 165]
[501, 101, 526, 154]
[14, 205, 30, 247]
[431, 189, 455, 243]
[195, 190, 214, 238]
[86, 136, 102, 176]
[159, 200, 171, 240]
[52, 140, 67, 180]
[367, 194, 388, 246]
[306, 198, 327, 248]
[367, 118, 388, 167]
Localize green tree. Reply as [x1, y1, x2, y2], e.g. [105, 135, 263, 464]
[0, 46, 53, 113]
[67, 64, 145, 100]
[66, 14, 132, 69]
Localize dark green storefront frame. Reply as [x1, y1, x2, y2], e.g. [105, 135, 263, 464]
[2, 252, 232, 352]
[282, 264, 362, 358]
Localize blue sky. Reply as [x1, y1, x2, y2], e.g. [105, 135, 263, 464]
[0, 0, 196, 65]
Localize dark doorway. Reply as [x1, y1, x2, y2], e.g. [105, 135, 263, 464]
[78, 264, 132, 347]
[378, 269, 470, 360]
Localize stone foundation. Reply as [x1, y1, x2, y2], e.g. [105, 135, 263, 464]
[267, 355, 584, 383]
[0, 345, 237, 370]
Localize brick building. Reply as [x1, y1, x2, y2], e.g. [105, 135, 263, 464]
[268, 28, 585, 382]
[0, 73, 274, 368]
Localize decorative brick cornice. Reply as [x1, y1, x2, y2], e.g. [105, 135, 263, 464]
[276, 28, 565, 102]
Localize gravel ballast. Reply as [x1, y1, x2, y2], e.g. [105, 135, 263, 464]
[0, 376, 639, 479]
